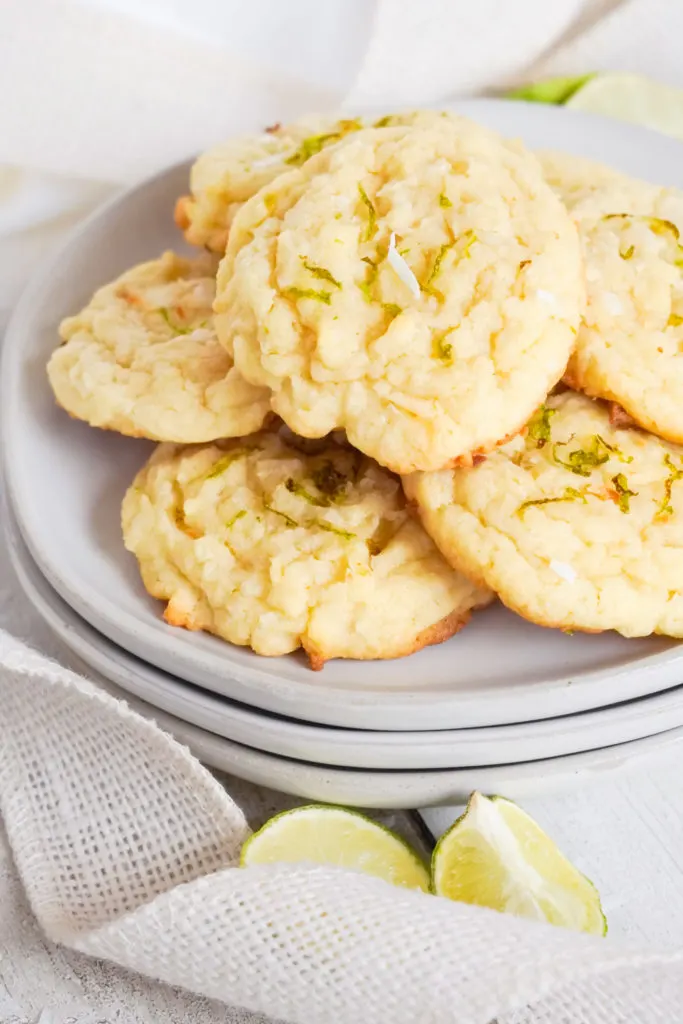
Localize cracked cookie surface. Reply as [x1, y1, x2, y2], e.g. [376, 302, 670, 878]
[542, 153, 683, 443]
[404, 390, 683, 637]
[48, 251, 271, 442]
[214, 121, 583, 473]
[122, 432, 490, 667]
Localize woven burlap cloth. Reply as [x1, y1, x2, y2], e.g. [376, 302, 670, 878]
[1, 628, 682, 1023]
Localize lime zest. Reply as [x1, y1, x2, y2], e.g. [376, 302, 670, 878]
[526, 404, 556, 448]
[301, 258, 342, 290]
[285, 477, 331, 507]
[519, 258, 532, 271]
[382, 302, 402, 320]
[263, 501, 298, 527]
[669, 313, 683, 327]
[285, 132, 339, 166]
[431, 327, 455, 364]
[226, 509, 247, 529]
[438, 192, 453, 208]
[357, 184, 377, 241]
[158, 307, 193, 334]
[552, 434, 628, 476]
[373, 114, 394, 128]
[656, 453, 683, 518]
[205, 449, 247, 480]
[610, 473, 637, 513]
[518, 486, 588, 517]
[620, 244, 635, 260]
[284, 286, 332, 305]
[317, 520, 356, 540]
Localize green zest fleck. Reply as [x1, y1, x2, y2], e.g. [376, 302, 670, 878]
[205, 450, 247, 480]
[518, 486, 588, 518]
[286, 477, 329, 507]
[382, 303, 402, 320]
[357, 184, 377, 241]
[285, 133, 339, 166]
[552, 435, 611, 477]
[263, 502, 298, 528]
[358, 256, 378, 303]
[158, 308, 192, 334]
[301, 259, 342, 290]
[620, 244, 634, 260]
[373, 114, 394, 128]
[438, 192, 453, 208]
[284, 287, 332, 305]
[605, 213, 680, 242]
[657, 453, 683, 518]
[526, 404, 556, 448]
[611, 473, 637, 513]
[226, 509, 247, 529]
[432, 327, 455, 364]
[519, 259, 531, 271]
[263, 193, 277, 214]
[423, 242, 454, 299]
[669, 313, 683, 327]
[311, 461, 348, 501]
[317, 520, 356, 540]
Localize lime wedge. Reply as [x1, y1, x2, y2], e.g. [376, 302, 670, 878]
[567, 72, 683, 140]
[508, 74, 594, 105]
[241, 805, 430, 892]
[432, 792, 606, 935]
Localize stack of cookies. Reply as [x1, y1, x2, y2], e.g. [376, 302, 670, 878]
[47, 110, 683, 669]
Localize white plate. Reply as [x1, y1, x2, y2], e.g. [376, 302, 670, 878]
[11, 543, 683, 809]
[9, 497, 683, 770]
[5, 99, 683, 732]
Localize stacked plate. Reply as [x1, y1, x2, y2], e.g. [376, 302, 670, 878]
[5, 99, 683, 809]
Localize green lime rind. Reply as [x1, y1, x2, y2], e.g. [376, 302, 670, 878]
[240, 803, 430, 891]
[431, 792, 607, 936]
[507, 74, 596, 106]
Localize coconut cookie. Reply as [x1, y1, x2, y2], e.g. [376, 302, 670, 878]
[552, 177, 683, 444]
[214, 122, 584, 473]
[175, 115, 364, 252]
[122, 433, 490, 668]
[537, 150, 660, 215]
[48, 252, 271, 442]
[175, 110, 466, 252]
[404, 390, 683, 637]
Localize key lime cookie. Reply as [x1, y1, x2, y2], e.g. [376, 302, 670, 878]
[213, 121, 583, 473]
[175, 115, 365, 252]
[550, 171, 683, 444]
[122, 433, 490, 667]
[404, 390, 683, 637]
[48, 252, 271, 442]
[537, 150, 661, 215]
[175, 110, 471, 252]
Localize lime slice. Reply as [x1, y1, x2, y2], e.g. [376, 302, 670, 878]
[432, 792, 606, 935]
[508, 74, 594, 105]
[567, 72, 683, 140]
[241, 804, 430, 892]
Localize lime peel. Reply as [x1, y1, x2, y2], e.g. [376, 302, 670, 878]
[431, 792, 607, 936]
[241, 804, 430, 893]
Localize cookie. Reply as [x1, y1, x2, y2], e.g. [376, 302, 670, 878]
[122, 433, 490, 667]
[175, 114, 364, 252]
[47, 252, 271, 442]
[214, 121, 583, 473]
[537, 150, 658, 214]
[544, 160, 683, 443]
[404, 390, 683, 637]
[175, 110, 477, 252]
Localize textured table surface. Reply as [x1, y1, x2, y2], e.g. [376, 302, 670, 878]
[2, 465, 683, 1022]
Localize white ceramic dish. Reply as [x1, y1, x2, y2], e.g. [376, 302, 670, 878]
[8, 499, 683, 771]
[5, 99, 683, 731]
[10, 537, 683, 808]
